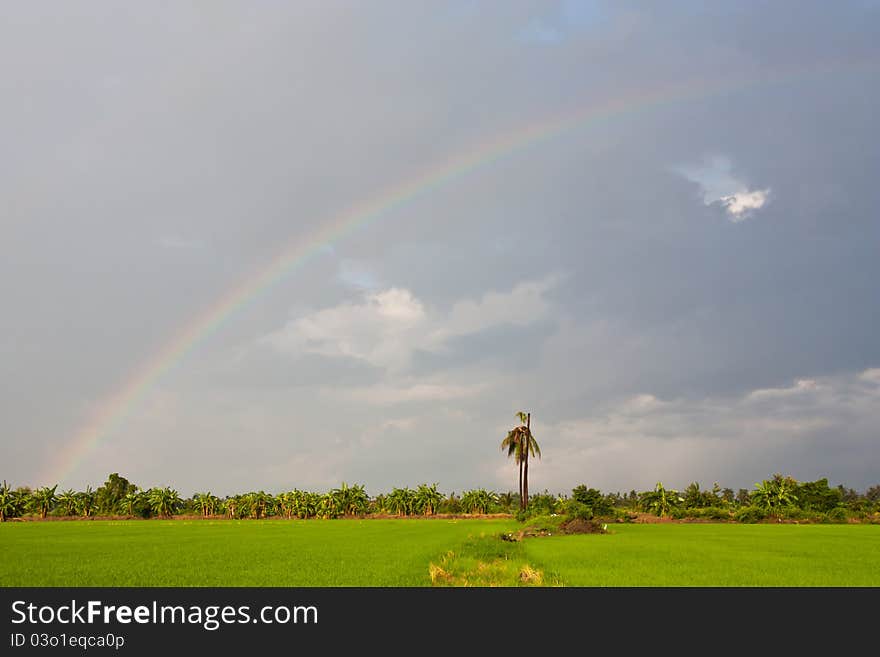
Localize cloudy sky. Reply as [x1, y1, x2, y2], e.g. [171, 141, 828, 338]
[2, 1, 879, 497]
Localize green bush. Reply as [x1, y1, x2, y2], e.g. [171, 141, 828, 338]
[522, 514, 566, 534]
[528, 491, 560, 516]
[734, 506, 768, 523]
[672, 506, 730, 520]
[777, 506, 808, 521]
[825, 507, 849, 523]
[613, 509, 636, 523]
[565, 500, 593, 521]
[699, 507, 733, 520]
[571, 486, 614, 517]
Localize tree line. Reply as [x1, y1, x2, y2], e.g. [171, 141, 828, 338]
[1, 472, 878, 523]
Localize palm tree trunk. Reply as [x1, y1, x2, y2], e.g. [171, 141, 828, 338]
[518, 457, 524, 510]
[523, 413, 530, 511]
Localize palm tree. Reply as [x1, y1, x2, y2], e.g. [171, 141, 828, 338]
[501, 411, 541, 510]
[32, 485, 57, 519]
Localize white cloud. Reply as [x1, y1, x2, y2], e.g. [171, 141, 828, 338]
[858, 368, 880, 383]
[746, 378, 819, 400]
[265, 287, 427, 371]
[264, 276, 559, 371]
[719, 188, 771, 221]
[426, 276, 560, 346]
[676, 155, 771, 222]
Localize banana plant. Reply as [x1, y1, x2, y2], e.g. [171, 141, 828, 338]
[330, 482, 369, 517]
[31, 485, 57, 518]
[414, 483, 444, 516]
[147, 486, 181, 518]
[56, 489, 78, 516]
[118, 489, 143, 517]
[639, 482, 683, 517]
[385, 487, 415, 516]
[460, 488, 499, 514]
[0, 481, 24, 522]
[76, 486, 97, 517]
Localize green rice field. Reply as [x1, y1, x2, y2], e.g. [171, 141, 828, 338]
[522, 523, 880, 586]
[1, 519, 877, 587]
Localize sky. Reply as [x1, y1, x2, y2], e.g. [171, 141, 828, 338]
[2, 1, 879, 497]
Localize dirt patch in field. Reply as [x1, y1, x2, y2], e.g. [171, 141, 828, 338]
[560, 518, 608, 534]
[631, 512, 677, 523]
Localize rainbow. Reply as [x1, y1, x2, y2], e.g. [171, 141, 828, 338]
[43, 59, 873, 487]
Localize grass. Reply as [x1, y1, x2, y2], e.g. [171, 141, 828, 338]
[521, 523, 880, 586]
[0, 518, 516, 587]
[428, 534, 562, 587]
[2, 519, 878, 587]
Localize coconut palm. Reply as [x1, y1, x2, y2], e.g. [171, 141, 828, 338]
[32, 485, 57, 519]
[501, 411, 541, 510]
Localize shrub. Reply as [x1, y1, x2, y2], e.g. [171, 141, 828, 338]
[734, 506, 768, 523]
[528, 491, 561, 516]
[777, 506, 808, 521]
[668, 507, 687, 520]
[825, 507, 849, 523]
[565, 500, 593, 521]
[700, 507, 733, 521]
[571, 486, 614, 517]
[613, 509, 636, 523]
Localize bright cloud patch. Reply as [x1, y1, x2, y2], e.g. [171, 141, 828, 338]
[718, 188, 770, 221]
[676, 155, 771, 222]
[264, 276, 559, 372]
